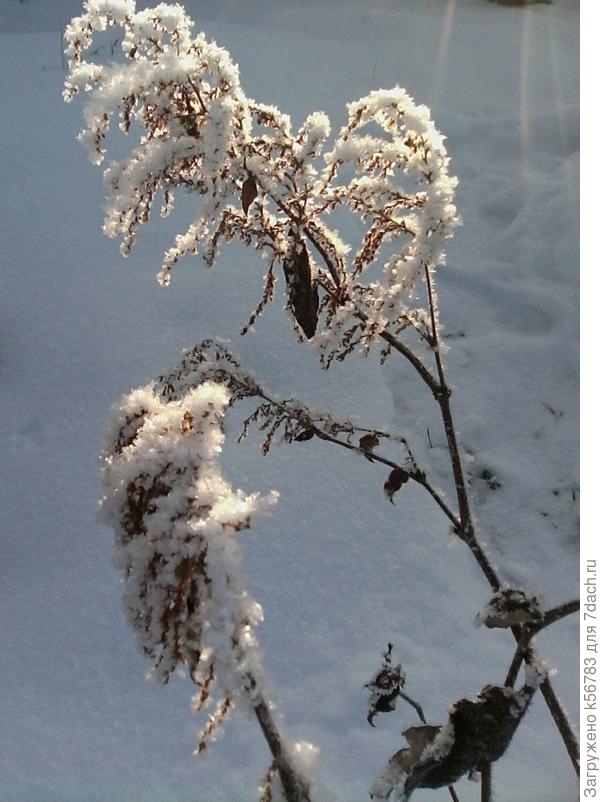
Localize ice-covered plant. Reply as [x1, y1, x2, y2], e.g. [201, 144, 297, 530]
[64, 2, 579, 800]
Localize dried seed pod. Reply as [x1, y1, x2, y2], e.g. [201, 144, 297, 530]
[283, 239, 319, 339]
[294, 427, 316, 442]
[241, 175, 258, 216]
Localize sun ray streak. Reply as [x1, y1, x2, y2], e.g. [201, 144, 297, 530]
[432, 0, 458, 110]
[547, 6, 578, 211]
[519, 7, 533, 183]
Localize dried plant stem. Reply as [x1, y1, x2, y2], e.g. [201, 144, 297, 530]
[480, 762, 492, 802]
[541, 599, 580, 630]
[192, 661, 310, 801]
[539, 678, 580, 775]
[423, 268, 492, 559]
[421, 265, 579, 776]
[248, 385, 462, 530]
[271, 196, 579, 781]
[397, 690, 427, 725]
[505, 628, 533, 689]
[312, 426, 460, 527]
[253, 693, 312, 802]
[373, 321, 440, 394]
[447, 779, 463, 799]
[448, 783, 461, 800]
[505, 601, 580, 688]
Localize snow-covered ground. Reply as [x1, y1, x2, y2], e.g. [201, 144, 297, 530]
[0, 1, 579, 801]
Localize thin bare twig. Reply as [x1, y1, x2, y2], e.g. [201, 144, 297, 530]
[312, 427, 460, 526]
[506, 624, 581, 773]
[397, 690, 427, 725]
[539, 678, 580, 775]
[375, 324, 441, 396]
[245, 384, 462, 531]
[423, 265, 500, 588]
[505, 627, 533, 689]
[541, 599, 580, 630]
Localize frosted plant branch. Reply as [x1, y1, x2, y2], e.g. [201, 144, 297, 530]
[254, 700, 311, 802]
[64, 2, 458, 355]
[63, 1, 578, 796]
[156, 339, 460, 528]
[100, 378, 312, 801]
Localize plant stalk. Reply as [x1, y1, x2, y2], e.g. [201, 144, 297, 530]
[480, 762, 492, 802]
[505, 601, 580, 687]
[253, 695, 312, 802]
[264, 181, 579, 779]
[421, 265, 579, 776]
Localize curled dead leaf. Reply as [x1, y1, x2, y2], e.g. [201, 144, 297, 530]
[366, 643, 406, 726]
[371, 677, 540, 800]
[384, 466, 410, 504]
[360, 433, 380, 452]
[294, 427, 315, 442]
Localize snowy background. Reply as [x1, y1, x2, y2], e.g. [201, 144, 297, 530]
[0, 1, 579, 801]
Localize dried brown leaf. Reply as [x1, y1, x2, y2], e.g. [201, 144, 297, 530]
[384, 467, 409, 504]
[241, 175, 258, 216]
[360, 433, 380, 452]
[294, 427, 315, 442]
[283, 239, 319, 339]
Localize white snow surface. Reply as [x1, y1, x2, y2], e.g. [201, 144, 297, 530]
[0, 1, 578, 801]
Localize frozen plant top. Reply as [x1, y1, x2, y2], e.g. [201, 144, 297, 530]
[64, 0, 458, 364]
[101, 379, 278, 745]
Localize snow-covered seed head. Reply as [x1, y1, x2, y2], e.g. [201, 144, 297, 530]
[100, 378, 277, 745]
[65, 5, 457, 361]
